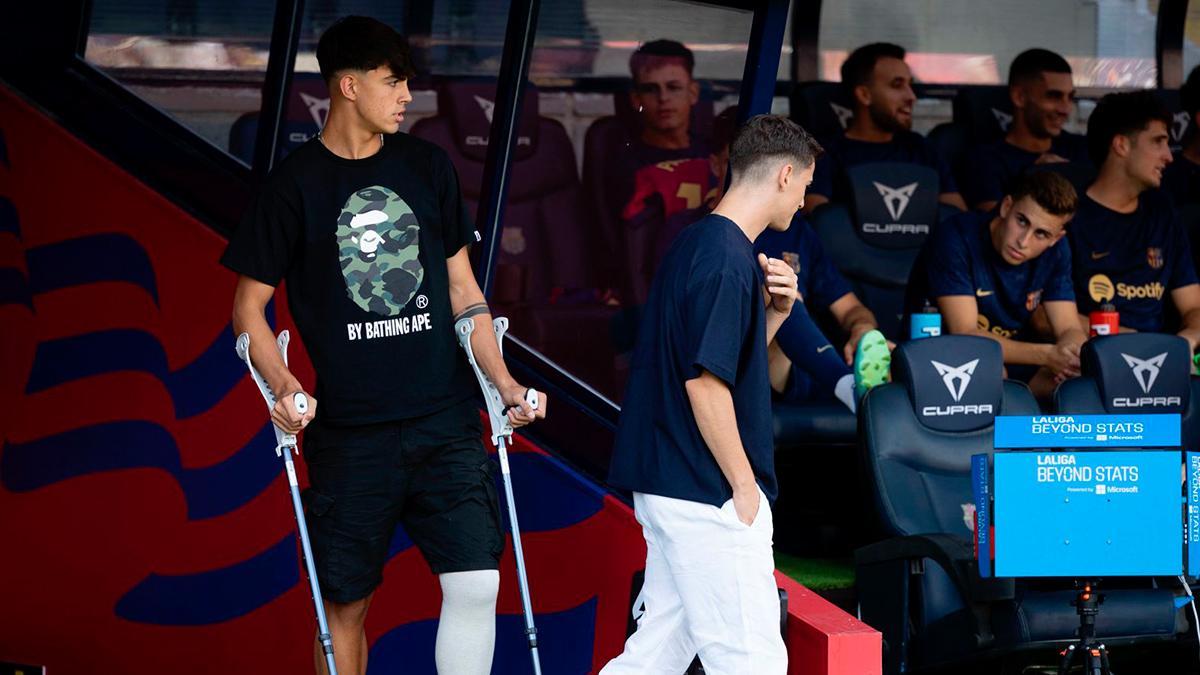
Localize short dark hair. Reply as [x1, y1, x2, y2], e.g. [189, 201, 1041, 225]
[1008, 48, 1072, 87]
[729, 114, 822, 184]
[1008, 171, 1077, 217]
[1086, 90, 1172, 166]
[316, 16, 416, 85]
[840, 42, 906, 93]
[1182, 65, 1200, 117]
[629, 39, 695, 81]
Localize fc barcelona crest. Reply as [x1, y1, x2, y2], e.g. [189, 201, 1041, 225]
[781, 251, 802, 275]
[1147, 247, 1164, 269]
[1025, 289, 1043, 312]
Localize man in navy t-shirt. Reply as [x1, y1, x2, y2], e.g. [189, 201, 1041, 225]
[907, 171, 1084, 398]
[1162, 65, 1200, 208]
[655, 106, 892, 413]
[603, 115, 820, 675]
[804, 42, 966, 214]
[1070, 90, 1200, 347]
[964, 49, 1091, 212]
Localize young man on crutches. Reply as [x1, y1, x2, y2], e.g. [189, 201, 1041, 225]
[604, 114, 819, 674]
[222, 16, 545, 675]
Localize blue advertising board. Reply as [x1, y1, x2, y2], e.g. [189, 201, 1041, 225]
[994, 450, 1181, 577]
[994, 414, 1180, 449]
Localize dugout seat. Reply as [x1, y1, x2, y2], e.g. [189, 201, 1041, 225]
[790, 81, 855, 145]
[859, 336, 1185, 674]
[1055, 333, 1200, 449]
[810, 161, 939, 340]
[229, 71, 329, 165]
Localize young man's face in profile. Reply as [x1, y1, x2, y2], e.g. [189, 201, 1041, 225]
[860, 56, 916, 132]
[990, 194, 1069, 265]
[632, 62, 700, 135]
[1015, 71, 1075, 139]
[344, 66, 413, 135]
[1124, 120, 1173, 189]
[766, 162, 815, 232]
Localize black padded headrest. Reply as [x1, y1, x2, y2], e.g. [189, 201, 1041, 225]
[892, 336, 1003, 432]
[1155, 89, 1192, 150]
[846, 162, 939, 250]
[791, 82, 855, 142]
[439, 81, 539, 161]
[1082, 334, 1190, 413]
[952, 85, 1013, 142]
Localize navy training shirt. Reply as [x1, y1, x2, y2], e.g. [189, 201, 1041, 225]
[1068, 190, 1198, 332]
[609, 214, 776, 507]
[905, 210, 1074, 338]
[810, 130, 958, 203]
[962, 134, 1090, 207]
[755, 213, 853, 308]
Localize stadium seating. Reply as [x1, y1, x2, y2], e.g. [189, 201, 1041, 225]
[810, 161, 939, 340]
[858, 335, 1184, 673]
[229, 71, 330, 165]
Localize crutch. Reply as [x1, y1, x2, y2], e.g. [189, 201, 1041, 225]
[235, 331, 338, 675]
[455, 316, 543, 675]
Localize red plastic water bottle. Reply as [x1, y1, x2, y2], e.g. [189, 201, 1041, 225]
[1089, 303, 1119, 337]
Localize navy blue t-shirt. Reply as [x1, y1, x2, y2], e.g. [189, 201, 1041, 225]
[963, 134, 1090, 207]
[905, 210, 1074, 338]
[1068, 191, 1199, 332]
[810, 130, 958, 203]
[609, 214, 775, 507]
[755, 214, 853, 307]
[1162, 154, 1200, 208]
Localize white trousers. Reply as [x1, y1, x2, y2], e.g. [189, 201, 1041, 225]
[600, 489, 788, 675]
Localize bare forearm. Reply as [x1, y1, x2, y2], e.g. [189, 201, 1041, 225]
[765, 308, 787, 344]
[839, 304, 877, 337]
[233, 293, 301, 397]
[451, 288, 517, 390]
[977, 330, 1050, 366]
[685, 374, 755, 492]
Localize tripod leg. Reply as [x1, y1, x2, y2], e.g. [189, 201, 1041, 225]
[1057, 644, 1075, 675]
[497, 438, 542, 675]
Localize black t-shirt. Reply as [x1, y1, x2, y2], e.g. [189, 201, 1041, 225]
[608, 214, 775, 508]
[963, 134, 1090, 207]
[810, 130, 957, 203]
[1067, 190, 1199, 333]
[221, 135, 478, 425]
[905, 210, 1074, 338]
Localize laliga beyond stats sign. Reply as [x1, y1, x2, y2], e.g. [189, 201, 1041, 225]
[993, 414, 1180, 448]
[972, 415, 1185, 578]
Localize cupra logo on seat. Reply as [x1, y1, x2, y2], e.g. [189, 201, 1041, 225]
[829, 102, 853, 129]
[931, 359, 979, 402]
[1121, 352, 1167, 394]
[475, 95, 495, 123]
[873, 182, 919, 220]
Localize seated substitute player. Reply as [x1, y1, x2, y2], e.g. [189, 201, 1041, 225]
[1069, 90, 1200, 350]
[964, 48, 1091, 212]
[803, 42, 966, 214]
[906, 171, 1084, 399]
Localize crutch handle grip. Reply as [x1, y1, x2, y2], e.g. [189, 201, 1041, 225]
[294, 392, 309, 415]
[502, 388, 539, 416]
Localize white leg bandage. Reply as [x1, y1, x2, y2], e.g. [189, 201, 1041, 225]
[435, 570, 500, 675]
